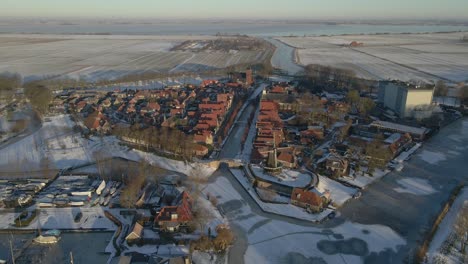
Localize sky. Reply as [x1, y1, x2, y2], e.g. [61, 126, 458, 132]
[2, 0, 467, 20]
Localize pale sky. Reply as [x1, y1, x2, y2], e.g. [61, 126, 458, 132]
[2, 0, 467, 20]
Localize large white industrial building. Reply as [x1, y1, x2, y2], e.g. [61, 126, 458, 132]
[378, 81, 434, 119]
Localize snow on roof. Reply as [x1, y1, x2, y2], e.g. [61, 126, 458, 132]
[384, 133, 402, 144]
[371, 121, 427, 135]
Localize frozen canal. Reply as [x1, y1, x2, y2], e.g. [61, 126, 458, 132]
[338, 117, 468, 263]
[0, 232, 112, 263]
[265, 38, 304, 75]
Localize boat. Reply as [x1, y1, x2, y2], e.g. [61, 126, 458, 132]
[18, 194, 33, 207]
[33, 235, 60, 244]
[69, 201, 84, 207]
[53, 198, 69, 207]
[38, 202, 55, 208]
[43, 229, 61, 237]
[96, 180, 106, 195]
[101, 188, 110, 197]
[71, 191, 92, 197]
[99, 196, 105, 205]
[109, 187, 117, 195]
[103, 196, 111, 206]
[91, 198, 99, 206]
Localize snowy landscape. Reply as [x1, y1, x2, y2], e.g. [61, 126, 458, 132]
[277, 32, 468, 83]
[0, 34, 271, 82]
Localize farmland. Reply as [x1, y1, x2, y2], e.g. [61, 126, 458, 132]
[0, 34, 272, 82]
[277, 32, 468, 83]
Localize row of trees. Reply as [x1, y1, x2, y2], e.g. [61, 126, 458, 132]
[113, 125, 198, 161]
[304, 64, 370, 91]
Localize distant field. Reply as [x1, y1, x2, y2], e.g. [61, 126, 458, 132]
[0, 34, 271, 81]
[277, 32, 468, 83]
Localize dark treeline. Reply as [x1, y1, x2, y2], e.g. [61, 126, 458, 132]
[302, 64, 376, 93]
[113, 124, 197, 160]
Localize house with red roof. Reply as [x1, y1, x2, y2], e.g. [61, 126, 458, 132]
[290, 188, 329, 213]
[154, 192, 193, 232]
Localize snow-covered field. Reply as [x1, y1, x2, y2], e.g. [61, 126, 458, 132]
[277, 32, 468, 82]
[0, 34, 269, 82]
[202, 174, 406, 264]
[0, 114, 217, 178]
[0, 114, 91, 173]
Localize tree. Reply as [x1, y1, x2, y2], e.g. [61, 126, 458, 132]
[434, 80, 448, 97]
[338, 119, 353, 142]
[453, 204, 468, 253]
[346, 90, 360, 107]
[365, 134, 392, 174]
[358, 97, 375, 116]
[459, 85, 468, 105]
[213, 226, 234, 252]
[24, 84, 53, 116]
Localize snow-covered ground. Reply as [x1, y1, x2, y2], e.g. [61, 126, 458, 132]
[249, 165, 311, 188]
[276, 32, 468, 83]
[0, 34, 269, 82]
[394, 178, 437, 196]
[427, 187, 468, 264]
[341, 168, 389, 189]
[316, 174, 357, 206]
[0, 114, 92, 172]
[202, 173, 406, 264]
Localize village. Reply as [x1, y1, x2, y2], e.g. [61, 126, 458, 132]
[0, 63, 466, 264]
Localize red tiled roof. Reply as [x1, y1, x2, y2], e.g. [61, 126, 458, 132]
[291, 188, 322, 207]
[155, 192, 193, 223]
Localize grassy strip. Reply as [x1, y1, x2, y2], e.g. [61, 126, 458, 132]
[415, 183, 465, 263]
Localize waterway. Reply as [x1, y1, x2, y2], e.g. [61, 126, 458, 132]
[0, 232, 113, 263]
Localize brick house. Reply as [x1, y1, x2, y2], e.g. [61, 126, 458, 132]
[154, 192, 193, 232]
